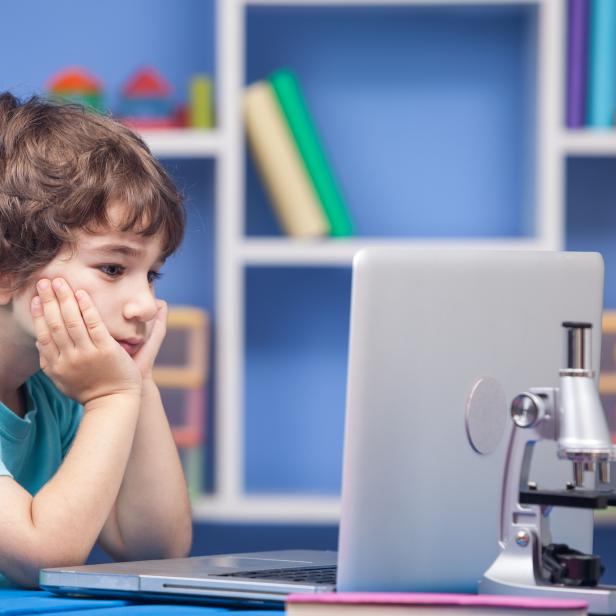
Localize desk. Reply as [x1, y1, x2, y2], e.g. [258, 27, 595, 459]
[0, 589, 284, 615]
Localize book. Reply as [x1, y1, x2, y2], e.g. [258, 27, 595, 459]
[269, 69, 354, 237]
[285, 593, 588, 616]
[566, 0, 589, 128]
[244, 81, 330, 238]
[586, 0, 616, 127]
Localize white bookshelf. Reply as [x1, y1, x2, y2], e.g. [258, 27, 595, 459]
[559, 130, 616, 156]
[191, 494, 340, 523]
[148, 0, 576, 522]
[238, 237, 551, 266]
[205, 0, 568, 523]
[140, 129, 222, 159]
[243, 0, 540, 5]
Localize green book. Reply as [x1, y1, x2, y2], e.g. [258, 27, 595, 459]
[270, 70, 353, 237]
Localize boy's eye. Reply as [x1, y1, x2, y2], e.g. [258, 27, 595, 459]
[148, 271, 163, 284]
[99, 264, 125, 278]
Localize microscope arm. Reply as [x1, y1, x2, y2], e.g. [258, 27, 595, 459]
[498, 388, 557, 549]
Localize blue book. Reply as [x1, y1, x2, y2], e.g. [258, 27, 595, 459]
[587, 0, 616, 127]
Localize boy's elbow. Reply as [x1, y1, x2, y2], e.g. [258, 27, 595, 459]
[127, 519, 192, 561]
[163, 517, 193, 559]
[177, 524, 193, 558]
[168, 504, 193, 558]
[163, 520, 192, 559]
[3, 548, 89, 589]
[2, 562, 41, 589]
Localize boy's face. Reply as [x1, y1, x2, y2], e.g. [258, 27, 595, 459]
[9, 203, 165, 356]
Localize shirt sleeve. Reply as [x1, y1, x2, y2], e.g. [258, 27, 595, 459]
[0, 443, 12, 478]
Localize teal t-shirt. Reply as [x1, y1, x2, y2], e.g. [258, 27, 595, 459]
[0, 371, 83, 588]
[0, 371, 84, 495]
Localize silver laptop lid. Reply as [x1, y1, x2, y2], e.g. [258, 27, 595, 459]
[337, 249, 603, 592]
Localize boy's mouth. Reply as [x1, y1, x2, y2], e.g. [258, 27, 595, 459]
[116, 338, 144, 356]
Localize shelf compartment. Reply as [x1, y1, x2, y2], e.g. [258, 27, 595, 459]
[244, 267, 351, 495]
[565, 157, 616, 307]
[244, 3, 539, 240]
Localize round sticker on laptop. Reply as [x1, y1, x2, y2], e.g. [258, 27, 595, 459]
[465, 377, 507, 455]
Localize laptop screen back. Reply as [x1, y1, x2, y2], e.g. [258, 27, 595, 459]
[337, 249, 604, 592]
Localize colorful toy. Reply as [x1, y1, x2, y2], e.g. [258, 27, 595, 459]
[189, 74, 214, 129]
[117, 66, 179, 128]
[153, 306, 210, 498]
[47, 67, 105, 113]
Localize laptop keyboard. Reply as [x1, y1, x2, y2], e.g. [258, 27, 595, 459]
[217, 565, 337, 585]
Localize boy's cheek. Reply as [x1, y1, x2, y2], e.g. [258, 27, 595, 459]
[12, 287, 38, 332]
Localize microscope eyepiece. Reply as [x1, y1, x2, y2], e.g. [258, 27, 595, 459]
[562, 322, 592, 373]
[562, 321, 592, 328]
[557, 321, 613, 481]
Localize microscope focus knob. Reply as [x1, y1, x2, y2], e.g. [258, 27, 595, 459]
[511, 393, 544, 428]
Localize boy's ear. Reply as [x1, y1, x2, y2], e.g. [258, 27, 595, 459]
[0, 275, 15, 305]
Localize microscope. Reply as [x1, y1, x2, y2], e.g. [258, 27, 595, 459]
[480, 322, 616, 614]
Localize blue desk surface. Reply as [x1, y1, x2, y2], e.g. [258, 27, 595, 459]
[0, 589, 284, 615]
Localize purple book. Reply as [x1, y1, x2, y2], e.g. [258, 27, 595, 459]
[287, 592, 588, 614]
[567, 0, 589, 128]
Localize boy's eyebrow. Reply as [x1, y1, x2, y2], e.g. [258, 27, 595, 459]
[91, 243, 165, 265]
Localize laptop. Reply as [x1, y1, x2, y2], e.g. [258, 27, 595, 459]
[40, 249, 604, 605]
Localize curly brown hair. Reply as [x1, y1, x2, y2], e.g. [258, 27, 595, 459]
[0, 92, 185, 292]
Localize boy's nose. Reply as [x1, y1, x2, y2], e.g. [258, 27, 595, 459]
[123, 287, 158, 322]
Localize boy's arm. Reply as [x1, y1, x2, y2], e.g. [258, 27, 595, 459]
[97, 300, 192, 561]
[0, 280, 143, 587]
[98, 378, 192, 561]
[0, 393, 140, 587]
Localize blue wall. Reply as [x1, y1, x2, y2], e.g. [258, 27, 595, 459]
[566, 157, 616, 308]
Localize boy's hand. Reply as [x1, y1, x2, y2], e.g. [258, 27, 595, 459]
[31, 278, 142, 406]
[132, 299, 167, 382]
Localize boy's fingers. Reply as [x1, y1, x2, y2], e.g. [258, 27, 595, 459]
[75, 289, 110, 347]
[31, 295, 59, 359]
[51, 278, 91, 348]
[36, 279, 72, 350]
[142, 301, 167, 354]
[156, 299, 168, 321]
[151, 300, 168, 337]
[131, 300, 168, 373]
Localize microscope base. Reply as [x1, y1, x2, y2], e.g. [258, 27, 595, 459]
[480, 577, 616, 614]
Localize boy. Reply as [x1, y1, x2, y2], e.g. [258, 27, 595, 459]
[0, 92, 192, 587]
